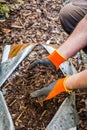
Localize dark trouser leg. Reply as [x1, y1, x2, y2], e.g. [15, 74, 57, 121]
[59, 2, 87, 53]
[59, 3, 87, 34]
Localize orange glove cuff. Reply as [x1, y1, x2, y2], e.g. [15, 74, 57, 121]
[44, 76, 72, 101]
[46, 50, 66, 69]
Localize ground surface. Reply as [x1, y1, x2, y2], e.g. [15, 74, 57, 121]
[0, 0, 87, 130]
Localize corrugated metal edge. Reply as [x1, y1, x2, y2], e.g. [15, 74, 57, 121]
[0, 44, 35, 87]
[1, 45, 11, 63]
[0, 91, 15, 130]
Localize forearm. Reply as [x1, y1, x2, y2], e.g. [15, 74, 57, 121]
[58, 14, 87, 58]
[65, 69, 87, 90]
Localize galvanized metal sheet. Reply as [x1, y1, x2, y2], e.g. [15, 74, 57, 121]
[46, 92, 79, 130]
[0, 91, 15, 130]
[0, 44, 35, 87]
[1, 45, 10, 63]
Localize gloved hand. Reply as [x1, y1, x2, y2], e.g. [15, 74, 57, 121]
[29, 50, 66, 70]
[30, 76, 72, 102]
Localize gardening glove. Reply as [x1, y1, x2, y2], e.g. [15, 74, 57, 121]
[30, 76, 72, 102]
[29, 50, 67, 70]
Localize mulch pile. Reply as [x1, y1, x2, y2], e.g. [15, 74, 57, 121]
[0, 0, 87, 130]
[2, 45, 68, 129]
[1, 44, 87, 130]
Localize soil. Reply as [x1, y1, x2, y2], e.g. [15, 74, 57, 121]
[0, 0, 87, 130]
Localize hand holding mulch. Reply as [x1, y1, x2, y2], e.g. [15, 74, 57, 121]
[30, 76, 72, 102]
[29, 50, 66, 70]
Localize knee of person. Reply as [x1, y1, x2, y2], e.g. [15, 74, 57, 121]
[59, 4, 76, 34]
[59, 4, 72, 21]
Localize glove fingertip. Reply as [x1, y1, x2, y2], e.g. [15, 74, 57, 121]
[30, 91, 39, 97]
[30, 93, 36, 97]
